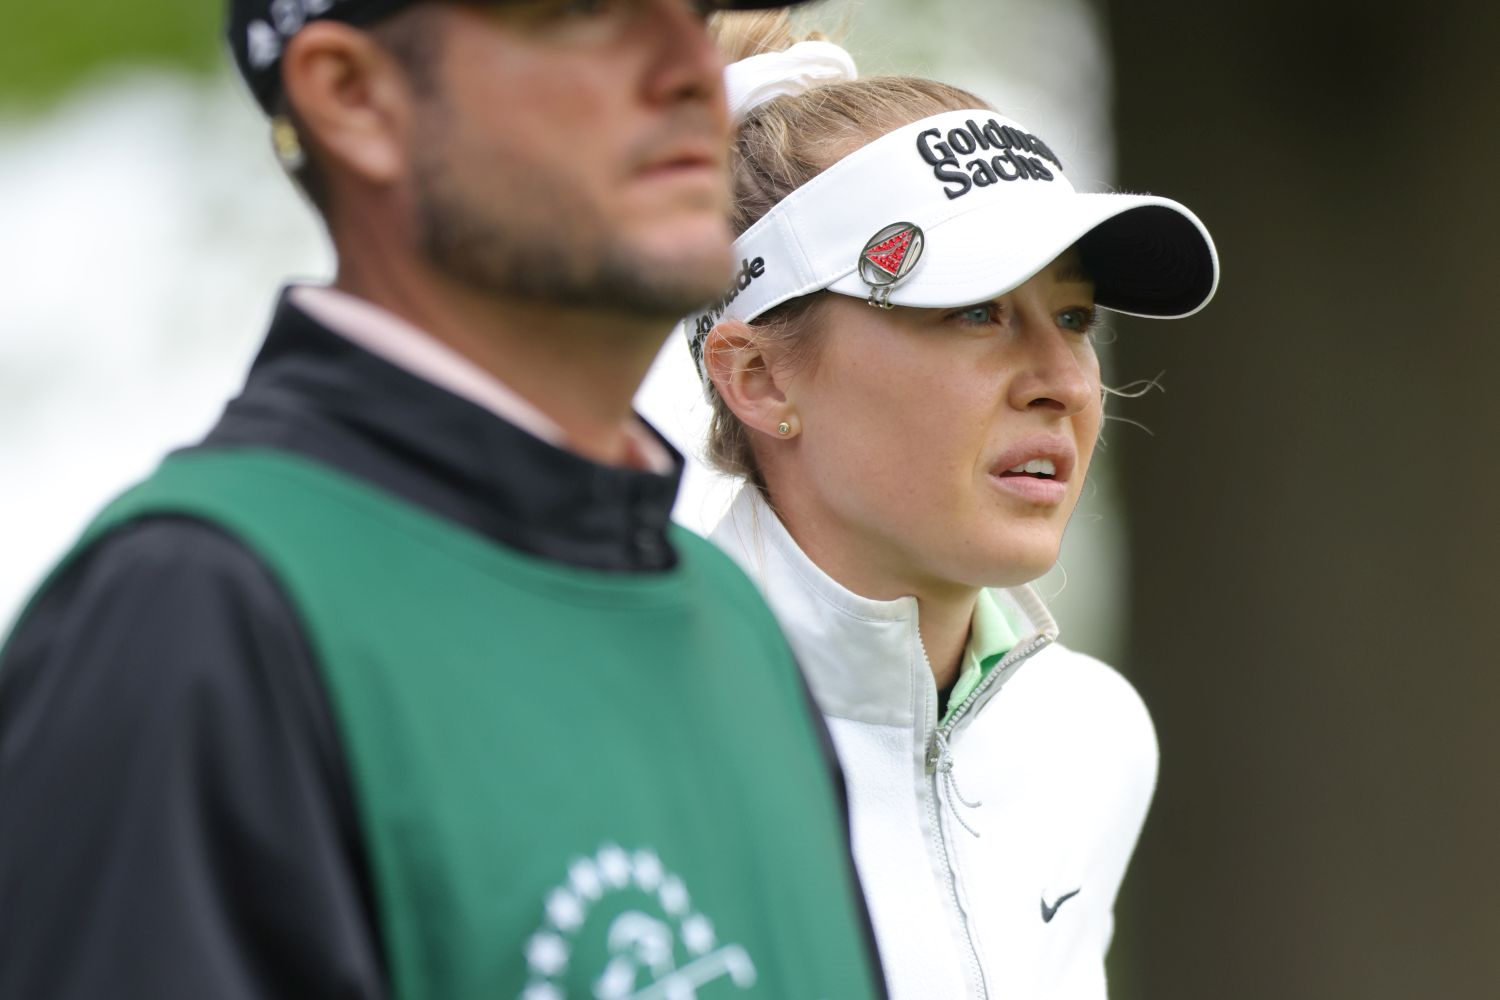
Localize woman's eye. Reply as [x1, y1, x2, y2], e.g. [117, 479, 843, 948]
[1057, 307, 1096, 333]
[953, 303, 998, 326]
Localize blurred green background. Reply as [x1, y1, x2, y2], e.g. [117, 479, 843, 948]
[1, 1, 219, 109]
[4, 1, 1499, 998]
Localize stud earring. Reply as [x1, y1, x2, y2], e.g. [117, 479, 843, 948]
[777, 421, 792, 436]
[270, 116, 306, 172]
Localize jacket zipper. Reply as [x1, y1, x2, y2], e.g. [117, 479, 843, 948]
[922, 631, 1053, 999]
[940, 633, 1053, 737]
[923, 718, 988, 999]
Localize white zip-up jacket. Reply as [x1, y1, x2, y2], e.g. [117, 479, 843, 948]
[711, 488, 1158, 1000]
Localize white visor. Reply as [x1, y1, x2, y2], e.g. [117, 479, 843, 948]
[683, 108, 1219, 384]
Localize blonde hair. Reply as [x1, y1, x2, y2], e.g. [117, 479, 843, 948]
[706, 11, 992, 486]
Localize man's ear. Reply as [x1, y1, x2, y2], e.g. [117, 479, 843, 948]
[280, 20, 415, 188]
[705, 320, 797, 437]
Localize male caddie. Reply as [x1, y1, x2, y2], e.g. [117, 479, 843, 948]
[0, 2, 886, 997]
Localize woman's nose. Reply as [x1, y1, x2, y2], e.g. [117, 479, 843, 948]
[1005, 322, 1097, 417]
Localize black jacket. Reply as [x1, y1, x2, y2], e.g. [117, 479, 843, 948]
[0, 293, 880, 999]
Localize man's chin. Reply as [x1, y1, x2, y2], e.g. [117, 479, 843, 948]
[619, 230, 735, 306]
[583, 245, 731, 320]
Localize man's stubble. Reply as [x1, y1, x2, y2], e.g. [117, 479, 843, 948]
[410, 109, 729, 322]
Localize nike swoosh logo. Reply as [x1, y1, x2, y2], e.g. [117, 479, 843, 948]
[1041, 888, 1081, 923]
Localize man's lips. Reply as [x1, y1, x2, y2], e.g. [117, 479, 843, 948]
[636, 144, 722, 179]
[987, 436, 1077, 506]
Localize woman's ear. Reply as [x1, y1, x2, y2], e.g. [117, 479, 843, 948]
[705, 320, 797, 438]
[280, 20, 414, 189]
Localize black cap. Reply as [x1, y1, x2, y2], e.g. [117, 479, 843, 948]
[229, 0, 815, 114]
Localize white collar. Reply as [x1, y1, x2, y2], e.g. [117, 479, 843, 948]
[709, 486, 1057, 727]
[291, 285, 674, 474]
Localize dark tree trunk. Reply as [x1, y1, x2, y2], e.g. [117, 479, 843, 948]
[1105, 3, 1500, 997]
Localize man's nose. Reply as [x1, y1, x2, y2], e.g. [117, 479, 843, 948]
[638, 0, 727, 108]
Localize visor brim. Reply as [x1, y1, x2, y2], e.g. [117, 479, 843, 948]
[825, 192, 1219, 320]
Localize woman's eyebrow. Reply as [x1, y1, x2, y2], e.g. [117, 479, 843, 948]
[1054, 263, 1095, 285]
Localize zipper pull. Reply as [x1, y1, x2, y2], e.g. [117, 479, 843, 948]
[924, 733, 942, 774]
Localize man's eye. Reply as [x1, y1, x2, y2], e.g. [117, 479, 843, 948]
[1057, 307, 1096, 333]
[553, 0, 715, 17]
[549, 0, 608, 17]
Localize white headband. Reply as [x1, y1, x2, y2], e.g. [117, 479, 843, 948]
[682, 108, 1219, 390]
[724, 40, 858, 123]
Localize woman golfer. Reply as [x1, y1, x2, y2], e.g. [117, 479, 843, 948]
[685, 15, 1220, 999]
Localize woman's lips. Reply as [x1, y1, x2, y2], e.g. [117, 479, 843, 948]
[987, 438, 1076, 506]
[988, 471, 1069, 505]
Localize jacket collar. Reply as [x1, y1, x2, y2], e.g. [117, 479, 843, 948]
[710, 487, 1058, 728]
[202, 290, 684, 572]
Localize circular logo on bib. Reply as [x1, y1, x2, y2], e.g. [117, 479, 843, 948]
[520, 844, 756, 1000]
